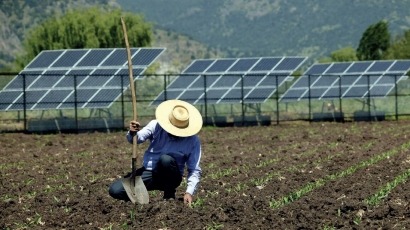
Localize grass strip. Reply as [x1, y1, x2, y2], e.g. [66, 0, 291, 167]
[269, 141, 410, 209]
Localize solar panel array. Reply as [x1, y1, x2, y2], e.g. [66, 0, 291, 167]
[0, 48, 165, 111]
[151, 57, 307, 105]
[280, 60, 410, 102]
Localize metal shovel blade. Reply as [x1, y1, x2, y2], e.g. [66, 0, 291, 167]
[121, 176, 149, 204]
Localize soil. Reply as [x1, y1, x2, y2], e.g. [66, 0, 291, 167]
[1, 121, 410, 229]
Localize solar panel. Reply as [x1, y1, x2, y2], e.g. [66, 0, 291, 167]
[280, 60, 410, 102]
[151, 56, 307, 105]
[0, 48, 165, 111]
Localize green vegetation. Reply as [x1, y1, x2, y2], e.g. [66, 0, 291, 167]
[356, 20, 390, 61]
[269, 141, 410, 209]
[385, 30, 410, 59]
[0, 0, 112, 70]
[13, 7, 153, 71]
[365, 168, 410, 206]
[320, 46, 358, 63]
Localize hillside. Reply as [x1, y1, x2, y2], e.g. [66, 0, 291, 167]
[0, 0, 221, 72]
[2, 0, 410, 71]
[0, 0, 116, 70]
[117, 0, 410, 61]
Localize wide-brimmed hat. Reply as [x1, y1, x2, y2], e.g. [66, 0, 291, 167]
[155, 100, 203, 137]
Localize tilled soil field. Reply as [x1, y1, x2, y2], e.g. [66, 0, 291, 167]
[1, 121, 410, 229]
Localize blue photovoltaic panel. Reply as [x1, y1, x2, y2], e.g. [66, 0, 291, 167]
[54, 69, 93, 88]
[51, 50, 88, 67]
[7, 70, 42, 89]
[76, 49, 113, 67]
[367, 61, 391, 72]
[101, 49, 135, 66]
[228, 58, 259, 72]
[259, 74, 289, 87]
[325, 63, 351, 74]
[389, 60, 410, 72]
[152, 56, 307, 105]
[212, 75, 240, 88]
[177, 89, 204, 104]
[83, 88, 123, 108]
[79, 69, 117, 88]
[132, 48, 164, 66]
[346, 62, 372, 73]
[222, 88, 252, 103]
[311, 75, 337, 87]
[280, 60, 410, 101]
[105, 75, 130, 87]
[184, 60, 214, 73]
[25, 51, 63, 68]
[29, 70, 67, 89]
[305, 64, 331, 75]
[243, 73, 265, 87]
[205, 59, 236, 73]
[251, 57, 281, 71]
[0, 48, 165, 111]
[274, 57, 306, 71]
[24, 90, 49, 110]
[0, 91, 22, 110]
[33, 90, 72, 110]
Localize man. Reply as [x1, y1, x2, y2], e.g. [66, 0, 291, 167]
[109, 99, 203, 205]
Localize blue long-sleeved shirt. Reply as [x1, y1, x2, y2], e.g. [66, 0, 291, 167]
[127, 120, 202, 195]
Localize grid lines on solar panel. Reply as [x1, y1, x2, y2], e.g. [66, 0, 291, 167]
[25, 51, 64, 68]
[205, 59, 236, 73]
[151, 56, 307, 105]
[280, 60, 410, 102]
[0, 48, 165, 111]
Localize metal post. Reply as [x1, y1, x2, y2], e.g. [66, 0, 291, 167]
[163, 74, 167, 101]
[367, 75, 371, 121]
[22, 74, 27, 132]
[308, 74, 312, 122]
[121, 74, 125, 128]
[74, 75, 78, 133]
[338, 75, 342, 121]
[394, 75, 398, 121]
[203, 74, 208, 123]
[241, 74, 245, 126]
[275, 75, 279, 125]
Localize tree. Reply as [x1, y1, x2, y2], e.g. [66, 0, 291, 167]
[384, 29, 410, 59]
[356, 20, 390, 61]
[13, 7, 153, 70]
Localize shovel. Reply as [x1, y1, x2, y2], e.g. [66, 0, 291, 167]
[119, 17, 149, 204]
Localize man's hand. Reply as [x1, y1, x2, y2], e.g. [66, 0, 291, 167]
[129, 120, 140, 133]
[184, 192, 193, 206]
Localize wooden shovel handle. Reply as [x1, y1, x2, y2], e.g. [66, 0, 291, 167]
[121, 17, 138, 166]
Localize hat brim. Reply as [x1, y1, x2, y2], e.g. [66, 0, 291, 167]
[155, 100, 203, 137]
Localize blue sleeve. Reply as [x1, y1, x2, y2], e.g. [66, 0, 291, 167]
[126, 120, 157, 144]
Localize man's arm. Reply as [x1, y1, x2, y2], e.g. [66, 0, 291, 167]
[185, 137, 202, 204]
[126, 120, 158, 144]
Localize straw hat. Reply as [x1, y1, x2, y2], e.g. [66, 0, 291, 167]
[155, 100, 203, 137]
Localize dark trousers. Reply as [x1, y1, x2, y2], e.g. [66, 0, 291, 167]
[109, 154, 182, 201]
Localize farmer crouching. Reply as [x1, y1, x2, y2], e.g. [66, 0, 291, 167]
[109, 99, 203, 205]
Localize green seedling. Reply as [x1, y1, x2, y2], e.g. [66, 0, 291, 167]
[205, 222, 224, 230]
[270, 141, 410, 209]
[365, 168, 410, 206]
[190, 197, 204, 208]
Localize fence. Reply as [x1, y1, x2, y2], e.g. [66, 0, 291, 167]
[0, 72, 409, 133]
